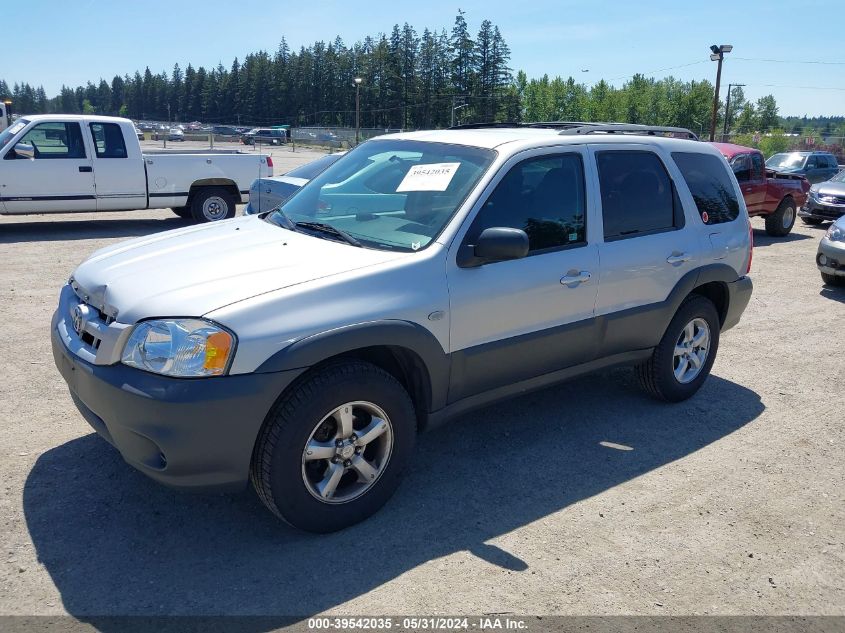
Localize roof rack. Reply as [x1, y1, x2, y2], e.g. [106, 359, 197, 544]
[448, 120, 698, 140]
[557, 123, 699, 140]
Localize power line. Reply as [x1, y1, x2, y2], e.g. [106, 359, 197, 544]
[733, 57, 845, 65]
[745, 83, 845, 92]
[606, 60, 707, 81]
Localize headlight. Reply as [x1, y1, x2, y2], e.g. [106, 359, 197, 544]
[826, 223, 845, 242]
[121, 319, 235, 377]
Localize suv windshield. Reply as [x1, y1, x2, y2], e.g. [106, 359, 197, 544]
[266, 139, 496, 251]
[766, 153, 807, 170]
[0, 119, 28, 150]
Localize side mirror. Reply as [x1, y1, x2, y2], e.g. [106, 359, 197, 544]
[458, 227, 529, 268]
[14, 143, 35, 160]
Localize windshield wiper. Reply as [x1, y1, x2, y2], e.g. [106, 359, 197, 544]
[295, 221, 363, 247]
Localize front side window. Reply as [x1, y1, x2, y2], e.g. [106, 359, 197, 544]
[7, 121, 86, 159]
[597, 150, 681, 240]
[751, 153, 765, 180]
[266, 139, 496, 251]
[89, 123, 127, 158]
[672, 151, 740, 225]
[465, 153, 586, 253]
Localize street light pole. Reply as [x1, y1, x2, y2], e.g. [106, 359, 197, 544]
[722, 82, 745, 142]
[708, 44, 732, 142]
[354, 77, 362, 146]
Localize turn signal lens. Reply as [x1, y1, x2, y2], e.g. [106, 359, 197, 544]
[204, 331, 233, 372]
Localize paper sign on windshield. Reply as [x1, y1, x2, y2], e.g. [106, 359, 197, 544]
[396, 162, 460, 192]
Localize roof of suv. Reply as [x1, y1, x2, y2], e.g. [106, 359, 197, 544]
[379, 127, 711, 155]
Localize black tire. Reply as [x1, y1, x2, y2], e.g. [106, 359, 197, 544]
[636, 294, 720, 402]
[764, 197, 796, 237]
[250, 360, 417, 533]
[802, 217, 824, 226]
[821, 271, 845, 286]
[170, 206, 192, 219]
[190, 187, 237, 223]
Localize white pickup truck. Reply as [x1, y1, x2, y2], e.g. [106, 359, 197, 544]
[0, 115, 273, 222]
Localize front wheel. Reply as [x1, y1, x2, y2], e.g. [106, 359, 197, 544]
[765, 198, 796, 237]
[250, 361, 417, 532]
[636, 295, 720, 402]
[190, 187, 237, 222]
[821, 271, 845, 286]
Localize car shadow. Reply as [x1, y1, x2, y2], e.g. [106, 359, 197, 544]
[0, 217, 191, 244]
[750, 229, 812, 247]
[820, 285, 845, 303]
[24, 370, 763, 628]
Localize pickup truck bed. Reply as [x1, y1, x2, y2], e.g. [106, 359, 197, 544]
[0, 115, 273, 222]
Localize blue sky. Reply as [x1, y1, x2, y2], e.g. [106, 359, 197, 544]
[5, 0, 844, 117]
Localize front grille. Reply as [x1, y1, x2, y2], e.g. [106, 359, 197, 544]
[819, 195, 845, 205]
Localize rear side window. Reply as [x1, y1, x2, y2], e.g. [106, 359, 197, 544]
[751, 153, 765, 180]
[89, 123, 127, 158]
[596, 151, 681, 240]
[672, 152, 740, 225]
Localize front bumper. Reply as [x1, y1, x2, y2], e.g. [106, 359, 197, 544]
[722, 276, 753, 332]
[800, 198, 845, 222]
[51, 316, 304, 492]
[816, 238, 845, 278]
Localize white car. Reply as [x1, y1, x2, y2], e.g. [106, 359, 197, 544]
[0, 115, 272, 221]
[52, 123, 753, 532]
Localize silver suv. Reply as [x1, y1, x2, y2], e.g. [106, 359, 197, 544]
[52, 123, 753, 532]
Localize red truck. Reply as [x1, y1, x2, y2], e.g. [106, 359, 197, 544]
[710, 142, 811, 237]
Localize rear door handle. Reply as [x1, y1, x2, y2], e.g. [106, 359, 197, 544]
[560, 270, 591, 287]
[666, 252, 691, 265]
[78, 165, 92, 173]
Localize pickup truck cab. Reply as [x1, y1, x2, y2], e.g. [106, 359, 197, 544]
[52, 124, 753, 532]
[711, 142, 810, 237]
[0, 115, 272, 222]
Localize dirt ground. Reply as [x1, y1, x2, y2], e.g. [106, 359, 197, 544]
[0, 166, 843, 622]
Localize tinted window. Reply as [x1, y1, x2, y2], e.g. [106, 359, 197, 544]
[13, 122, 86, 159]
[89, 123, 127, 158]
[731, 154, 751, 182]
[466, 153, 586, 252]
[597, 151, 679, 239]
[672, 152, 740, 225]
[751, 153, 765, 180]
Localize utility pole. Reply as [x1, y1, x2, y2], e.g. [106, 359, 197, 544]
[354, 77, 362, 145]
[722, 82, 745, 142]
[708, 44, 732, 142]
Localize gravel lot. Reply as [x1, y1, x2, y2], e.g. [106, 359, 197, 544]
[0, 167, 843, 621]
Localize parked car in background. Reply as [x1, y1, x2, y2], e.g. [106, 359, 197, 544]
[50, 124, 752, 532]
[766, 151, 840, 184]
[245, 152, 345, 215]
[167, 128, 185, 142]
[0, 115, 272, 222]
[711, 142, 810, 236]
[799, 169, 845, 225]
[133, 125, 144, 141]
[816, 216, 845, 286]
[241, 128, 287, 145]
[212, 125, 239, 136]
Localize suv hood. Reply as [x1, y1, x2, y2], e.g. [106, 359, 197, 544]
[813, 180, 845, 196]
[71, 215, 404, 323]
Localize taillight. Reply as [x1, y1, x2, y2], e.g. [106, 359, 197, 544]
[266, 156, 273, 168]
[746, 220, 754, 274]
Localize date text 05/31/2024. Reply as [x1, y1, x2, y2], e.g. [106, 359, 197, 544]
[307, 617, 529, 630]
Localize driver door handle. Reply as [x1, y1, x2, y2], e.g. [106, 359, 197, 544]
[560, 270, 591, 287]
[666, 252, 691, 265]
[78, 165, 92, 173]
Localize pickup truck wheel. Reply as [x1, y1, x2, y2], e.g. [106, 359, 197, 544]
[636, 295, 720, 402]
[821, 271, 845, 286]
[802, 217, 824, 226]
[170, 206, 192, 219]
[250, 360, 416, 533]
[190, 187, 236, 222]
[765, 198, 796, 237]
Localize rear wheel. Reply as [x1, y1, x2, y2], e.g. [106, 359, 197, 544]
[636, 295, 720, 402]
[190, 187, 237, 223]
[170, 206, 192, 219]
[250, 360, 416, 533]
[821, 271, 845, 286]
[802, 217, 824, 226]
[765, 198, 796, 237]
